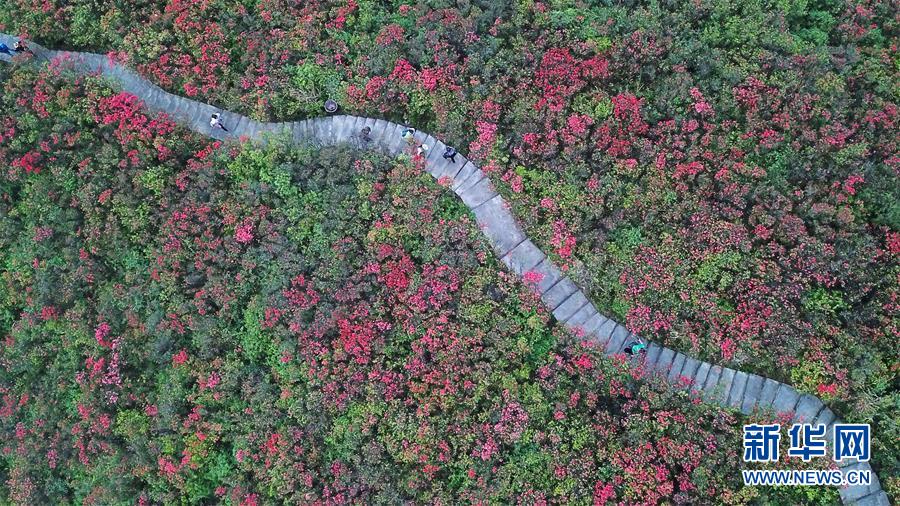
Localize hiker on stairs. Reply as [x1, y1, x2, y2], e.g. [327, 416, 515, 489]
[401, 127, 416, 147]
[210, 113, 230, 133]
[443, 146, 458, 164]
[624, 340, 647, 356]
[360, 126, 372, 143]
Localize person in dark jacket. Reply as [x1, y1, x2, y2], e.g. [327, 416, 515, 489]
[443, 146, 458, 163]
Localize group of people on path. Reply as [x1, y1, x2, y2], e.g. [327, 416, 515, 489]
[3, 46, 656, 361]
[0, 39, 32, 57]
[401, 127, 429, 156]
[625, 340, 647, 355]
[358, 124, 456, 163]
[400, 127, 458, 162]
[209, 115, 458, 170]
[211, 111, 649, 360]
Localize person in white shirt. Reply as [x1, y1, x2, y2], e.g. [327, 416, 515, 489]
[210, 113, 229, 132]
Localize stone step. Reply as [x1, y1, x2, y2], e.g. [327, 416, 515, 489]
[500, 240, 546, 277]
[527, 257, 564, 296]
[593, 318, 618, 348]
[565, 302, 599, 330]
[604, 325, 632, 355]
[457, 176, 497, 209]
[691, 362, 711, 392]
[577, 313, 607, 339]
[740, 374, 765, 415]
[666, 352, 687, 382]
[726, 371, 748, 409]
[649, 347, 675, 374]
[540, 277, 578, 311]
[552, 291, 590, 324]
[678, 357, 701, 386]
[471, 195, 526, 258]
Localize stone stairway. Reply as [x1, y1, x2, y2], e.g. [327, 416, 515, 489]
[0, 33, 889, 506]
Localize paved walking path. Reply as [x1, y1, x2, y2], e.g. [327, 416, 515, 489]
[0, 34, 889, 506]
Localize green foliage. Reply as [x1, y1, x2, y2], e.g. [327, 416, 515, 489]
[803, 287, 848, 316]
[240, 299, 271, 362]
[325, 402, 385, 461]
[137, 166, 170, 197]
[790, 361, 828, 397]
[573, 94, 612, 121]
[606, 225, 643, 263]
[278, 63, 346, 118]
[68, 6, 122, 48]
[695, 251, 742, 292]
[114, 409, 150, 440]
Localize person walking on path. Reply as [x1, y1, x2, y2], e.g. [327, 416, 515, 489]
[417, 144, 429, 157]
[624, 340, 647, 356]
[360, 126, 372, 143]
[443, 146, 458, 163]
[210, 113, 229, 132]
[14, 40, 30, 54]
[401, 127, 416, 147]
[0, 43, 13, 56]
